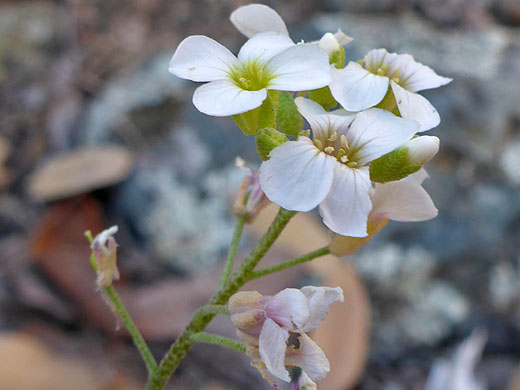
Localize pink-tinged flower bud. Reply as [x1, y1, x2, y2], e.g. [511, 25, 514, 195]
[406, 136, 439, 165]
[228, 291, 266, 338]
[234, 158, 269, 221]
[91, 226, 119, 288]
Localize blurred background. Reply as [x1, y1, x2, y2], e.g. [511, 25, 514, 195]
[1, 0, 520, 389]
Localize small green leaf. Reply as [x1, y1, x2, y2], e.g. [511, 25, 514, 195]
[233, 97, 275, 135]
[255, 128, 288, 161]
[276, 91, 303, 137]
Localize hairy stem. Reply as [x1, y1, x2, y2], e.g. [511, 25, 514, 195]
[190, 332, 246, 353]
[219, 215, 247, 289]
[250, 246, 330, 279]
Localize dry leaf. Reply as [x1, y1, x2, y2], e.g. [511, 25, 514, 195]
[27, 145, 134, 202]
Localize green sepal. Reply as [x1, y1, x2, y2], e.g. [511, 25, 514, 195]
[309, 86, 338, 110]
[330, 46, 345, 68]
[369, 146, 421, 183]
[276, 91, 303, 137]
[233, 97, 276, 136]
[255, 128, 288, 161]
[375, 87, 400, 116]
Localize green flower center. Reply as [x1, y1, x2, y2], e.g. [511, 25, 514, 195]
[311, 130, 360, 168]
[229, 61, 273, 91]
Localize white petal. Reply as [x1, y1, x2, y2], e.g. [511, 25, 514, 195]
[405, 135, 440, 165]
[402, 168, 429, 185]
[363, 48, 399, 73]
[259, 138, 336, 212]
[193, 80, 266, 116]
[169, 35, 238, 82]
[267, 44, 331, 91]
[266, 288, 310, 330]
[259, 318, 290, 382]
[333, 29, 354, 46]
[319, 165, 372, 237]
[329, 62, 388, 112]
[230, 4, 289, 38]
[370, 180, 437, 222]
[391, 81, 440, 131]
[285, 333, 330, 382]
[347, 108, 419, 165]
[300, 286, 344, 332]
[237, 32, 294, 65]
[387, 53, 452, 92]
[294, 97, 355, 140]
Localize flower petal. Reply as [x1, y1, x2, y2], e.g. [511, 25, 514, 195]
[329, 62, 388, 112]
[300, 286, 344, 332]
[402, 168, 429, 185]
[230, 4, 289, 38]
[265, 288, 310, 330]
[319, 165, 372, 237]
[259, 138, 336, 212]
[267, 44, 331, 91]
[370, 178, 437, 222]
[294, 97, 355, 140]
[387, 53, 452, 92]
[333, 29, 354, 46]
[347, 108, 419, 165]
[259, 318, 290, 382]
[285, 333, 330, 382]
[391, 81, 440, 131]
[169, 35, 238, 82]
[237, 32, 294, 65]
[192, 80, 266, 116]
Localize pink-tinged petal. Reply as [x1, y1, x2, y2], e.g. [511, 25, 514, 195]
[230, 4, 289, 38]
[259, 138, 336, 212]
[300, 286, 344, 332]
[259, 318, 290, 382]
[294, 97, 355, 140]
[285, 333, 330, 382]
[402, 168, 429, 185]
[192, 80, 266, 116]
[237, 32, 294, 65]
[265, 288, 310, 330]
[387, 53, 452, 92]
[319, 165, 372, 237]
[391, 81, 440, 131]
[370, 180, 437, 222]
[347, 108, 419, 165]
[329, 62, 388, 112]
[363, 48, 399, 73]
[267, 44, 331, 91]
[169, 36, 239, 82]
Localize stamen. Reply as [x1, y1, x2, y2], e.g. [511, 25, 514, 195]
[347, 161, 358, 168]
[327, 131, 338, 142]
[336, 148, 346, 160]
[324, 146, 335, 154]
[299, 129, 311, 138]
[340, 155, 348, 163]
[377, 67, 385, 76]
[313, 139, 323, 149]
[340, 135, 349, 149]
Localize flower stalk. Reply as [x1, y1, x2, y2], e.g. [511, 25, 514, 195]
[190, 332, 246, 353]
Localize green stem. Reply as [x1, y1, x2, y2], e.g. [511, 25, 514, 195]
[190, 332, 246, 354]
[219, 215, 246, 289]
[249, 246, 330, 280]
[104, 285, 158, 374]
[146, 208, 296, 390]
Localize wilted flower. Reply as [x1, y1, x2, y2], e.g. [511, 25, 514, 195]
[330, 49, 451, 131]
[169, 31, 330, 117]
[234, 157, 269, 221]
[330, 169, 437, 256]
[228, 286, 344, 384]
[91, 226, 119, 289]
[259, 97, 419, 237]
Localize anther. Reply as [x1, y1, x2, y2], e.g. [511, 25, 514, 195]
[347, 161, 358, 168]
[324, 146, 335, 154]
[313, 139, 323, 149]
[328, 132, 338, 142]
[340, 135, 349, 149]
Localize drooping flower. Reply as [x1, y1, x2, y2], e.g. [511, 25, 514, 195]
[230, 3, 352, 53]
[91, 226, 119, 288]
[329, 49, 452, 131]
[259, 97, 419, 237]
[329, 169, 438, 256]
[228, 286, 344, 384]
[169, 32, 331, 117]
[234, 157, 269, 221]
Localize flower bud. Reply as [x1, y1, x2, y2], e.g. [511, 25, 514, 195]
[228, 291, 266, 336]
[405, 136, 439, 165]
[91, 226, 120, 288]
[318, 33, 340, 56]
[234, 158, 270, 221]
[255, 127, 288, 161]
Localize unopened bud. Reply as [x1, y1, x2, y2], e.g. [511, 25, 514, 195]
[234, 158, 270, 221]
[91, 226, 120, 288]
[405, 136, 439, 165]
[228, 290, 264, 313]
[228, 291, 266, 335]
[318, 33, 340, 55]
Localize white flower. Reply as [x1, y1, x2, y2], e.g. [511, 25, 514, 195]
[329, 169, 437, 256]
[228, 286, 344, 384]
[230, 4, 352, 50]
[169, 32, 331, 117]
[91, 226, 119, 288]
[329, 49, 452, 131]
[259, 97, 419, 237]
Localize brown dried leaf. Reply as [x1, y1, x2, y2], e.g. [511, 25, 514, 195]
[27, 145, 134, 202]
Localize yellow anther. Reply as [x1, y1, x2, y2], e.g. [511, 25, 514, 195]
[336, 148, 346, 160]
[313, 139, 323, 149]
[340, 155, 348, 163]
[324, 146, 335, 154]
[347, 161, 358, 168]
[340, 134, 349, 149]
[327, 131, 338, 142]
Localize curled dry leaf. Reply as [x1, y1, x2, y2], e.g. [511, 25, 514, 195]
[27, 145, 134, 202]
